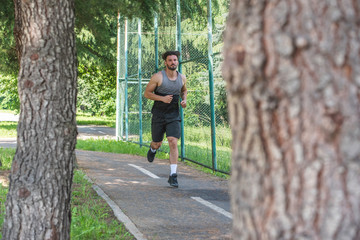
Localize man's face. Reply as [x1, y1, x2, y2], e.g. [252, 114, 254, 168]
[164, 55, 178, 71]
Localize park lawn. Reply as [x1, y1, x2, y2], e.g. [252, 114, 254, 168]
[76, 113, 116, 127]
[0, 122, 17, 138]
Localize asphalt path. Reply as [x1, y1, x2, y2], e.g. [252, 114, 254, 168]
[0, 112, 19, 122]
[0, 113, 232, 239]
[77, 150, 231, 240]
[77, 125, 116, 139]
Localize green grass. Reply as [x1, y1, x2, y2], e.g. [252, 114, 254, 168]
[0, 149, 134, 239]
[0, 122, 17, 138]
[71, 170, 134, 239]
[184, 125, 232, 149]
[0, 148, 11, 236]
[0, 184, 7, 236]
[0, 110, 18, 114]
[76, 113, 115, 128]
[76, 138, 169, 160]
[0, 148, 15, 170]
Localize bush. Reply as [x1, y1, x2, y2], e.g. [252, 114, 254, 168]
[0, 74, 19, 111]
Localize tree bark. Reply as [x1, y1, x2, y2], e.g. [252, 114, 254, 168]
[223, 0, 360, 239]
[2, 0, 77, 239]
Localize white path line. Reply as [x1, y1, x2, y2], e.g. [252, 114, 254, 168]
[128, 164, 160, 179]
[83, 175, 147, 240]
[98, 131, 106, 134]
[90, 127, 96, 130]
[191, 197, 232, 219]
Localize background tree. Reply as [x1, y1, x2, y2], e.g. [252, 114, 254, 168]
[2, 0, 78, 238]
[223, 0, 360, 239]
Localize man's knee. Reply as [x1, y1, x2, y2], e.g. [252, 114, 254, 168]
[151, 141, 162, 149]
[167, 137, 178, 148]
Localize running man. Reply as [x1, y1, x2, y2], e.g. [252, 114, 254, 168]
[144, 51, 187, 188]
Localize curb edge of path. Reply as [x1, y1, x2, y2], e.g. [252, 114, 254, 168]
[83, 175, 147, 240]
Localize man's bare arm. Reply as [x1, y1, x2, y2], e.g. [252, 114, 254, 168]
[180, 75, 187, 108]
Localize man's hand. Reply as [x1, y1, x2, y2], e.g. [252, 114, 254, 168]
[162, 95, 173, 103]
[180, 100, 187, 108]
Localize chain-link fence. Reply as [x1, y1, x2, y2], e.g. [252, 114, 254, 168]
[116, 1, 231, 174]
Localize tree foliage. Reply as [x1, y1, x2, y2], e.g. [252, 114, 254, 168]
[0, 0, 228, 118]
[0, 74, 18, 110]
[0, 0, 16, 75]
[77, 63, 116, 116]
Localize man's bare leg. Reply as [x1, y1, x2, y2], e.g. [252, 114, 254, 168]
[150, 141, 162, 150]
[147, 141, 162, 162]
[167, 136, 179, 187]
[167, 137, 178, 165]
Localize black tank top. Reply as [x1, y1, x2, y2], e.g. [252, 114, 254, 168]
[151, 70, 183, 119]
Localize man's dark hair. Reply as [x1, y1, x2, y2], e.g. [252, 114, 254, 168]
[162, 51, 180, 60]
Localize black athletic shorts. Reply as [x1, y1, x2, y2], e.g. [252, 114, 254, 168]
[151, 115, 181, 142]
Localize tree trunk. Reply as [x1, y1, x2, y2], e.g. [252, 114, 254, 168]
[2, 0, 77, 239]
[222, 0, 360, 239]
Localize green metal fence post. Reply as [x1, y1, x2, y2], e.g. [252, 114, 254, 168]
[154, 13, 159, 73]
[138, 19, 143, 146]
[208, 0, 217, 171]
[124, 18, 129, 141]
[116, 13, 121, 141]
[176, 0, 185, 162]
[207, 0, 217, 171]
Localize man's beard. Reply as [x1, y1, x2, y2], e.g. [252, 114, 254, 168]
[167, 64, 177, 70]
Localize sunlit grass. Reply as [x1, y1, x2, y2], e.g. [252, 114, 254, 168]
[0, 109, 18, 114]
[71, 170, 134, 239]
[0, 148, 15, 170]
[0, 184, 8, 238]
[76, 113, 115, 128]
[0, 122, 17, 138]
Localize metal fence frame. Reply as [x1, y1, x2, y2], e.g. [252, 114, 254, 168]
[115, 0, 229, 174]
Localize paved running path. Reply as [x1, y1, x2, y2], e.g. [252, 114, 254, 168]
[76, 150, 231, 240]
[0, 112, 19, 122]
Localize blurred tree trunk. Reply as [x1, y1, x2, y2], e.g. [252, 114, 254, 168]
[223, 0, 360, 239]
[2, 0, 77, 239]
